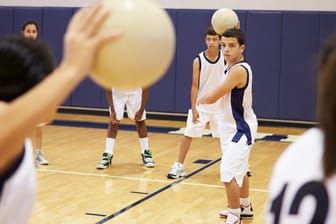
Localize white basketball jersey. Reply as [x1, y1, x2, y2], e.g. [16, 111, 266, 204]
[266, 128, 336, 224]
[0, 139, 36, 224]
[219, 61, 257, 145]
[196, 50, 226, 114]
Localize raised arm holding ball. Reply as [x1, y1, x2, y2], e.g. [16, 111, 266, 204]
[0, 3, 121, 223]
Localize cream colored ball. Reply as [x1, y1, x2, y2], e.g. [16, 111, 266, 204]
[91, 0, 176, 89]
[211, 8, 239, 35]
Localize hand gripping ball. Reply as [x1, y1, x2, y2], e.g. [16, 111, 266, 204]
[211, 8, 239, 35]
[90, 0, 176, 89]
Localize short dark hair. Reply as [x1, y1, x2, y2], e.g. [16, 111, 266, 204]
[0, 35, 55, 102]
[222, 28, 245, 46]
[317, 34, 336, 179]
[22, 20, 39, 32]
[205, 26, 221, 38]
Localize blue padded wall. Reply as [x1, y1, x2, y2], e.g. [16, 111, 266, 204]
[319, 13, 336, 48]
[14, 7, 42, 37]
[42, 7, 73, 106]
[0, 7, 14, 35]
[2, 6, 336, 122]
[174, 9, 214, 113]
[279, 12, 319, 121]
[42, 7, 72, 65]
[100, 87, 109, 109]
[71, 78, 104, 108]
[235, 11, 247, 34]
[146, 9, 178, 112]
[246, 11, 282, 119]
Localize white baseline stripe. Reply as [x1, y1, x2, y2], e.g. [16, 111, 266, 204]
[36, 168, 269, 193]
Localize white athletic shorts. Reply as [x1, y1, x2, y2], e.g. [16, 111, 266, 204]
[110, 89, 146, 121]
[184, 109, 220, 138]
[220, 135, 251, 187]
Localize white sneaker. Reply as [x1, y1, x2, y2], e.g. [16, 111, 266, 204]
[96, 152, 113, 169]
[225, 213, 242, 224]
[141, 150, 155, 168]
[36, 150, 49, 165]
[167, 162, 186, 179]
[219, 204, 253, 220]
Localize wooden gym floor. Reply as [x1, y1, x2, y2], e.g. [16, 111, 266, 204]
[29, 113, 306, 224]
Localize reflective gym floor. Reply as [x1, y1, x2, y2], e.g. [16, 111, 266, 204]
[29, 113, 306, 224]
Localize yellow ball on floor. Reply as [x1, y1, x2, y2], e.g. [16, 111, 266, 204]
[90, 0, 176, 90]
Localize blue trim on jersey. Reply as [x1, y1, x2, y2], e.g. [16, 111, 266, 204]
[0, 147, 25, 201]
[197, 50, 222, 91]
[196, 55, 201, 89]
[230, 64, 252, 145]
[197, 55, 201, 71]
[202, 50, 221, 64]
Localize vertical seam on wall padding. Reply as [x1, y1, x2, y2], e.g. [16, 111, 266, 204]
[174, 9, 180, 112]
[277, 12, 284, 118]
[173, 9, 178, 112]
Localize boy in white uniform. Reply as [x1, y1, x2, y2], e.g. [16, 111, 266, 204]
[199, 29, 257, 224]
[0, 139, 36, 224]
[0, 4, 120, 223]
[266, 35, 336, 224]
[96, 87, 155, 169]
[21, 20, 49, 165]
[167, 26, 225, 179]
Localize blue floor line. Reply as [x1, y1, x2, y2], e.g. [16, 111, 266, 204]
[95, 157, 221, 224]
[85, 213, 106, 217]
[52, 120, 296, 142]
[51, 119, 179, 134]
